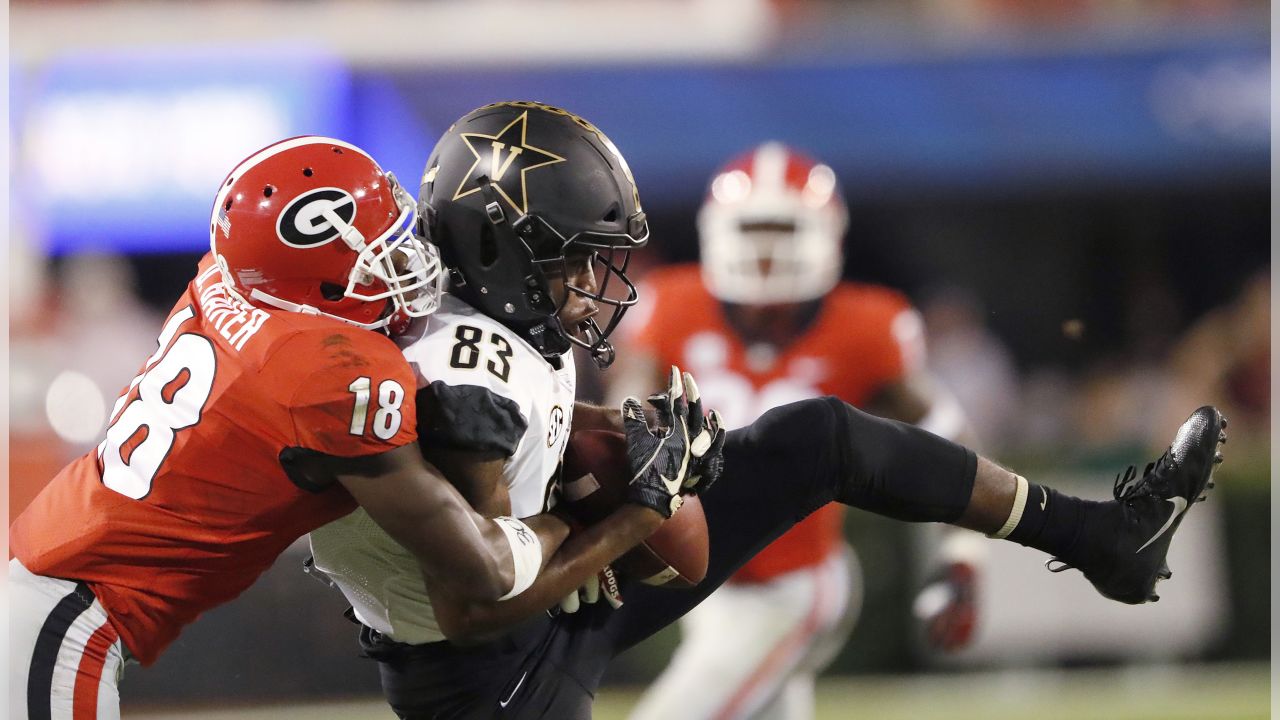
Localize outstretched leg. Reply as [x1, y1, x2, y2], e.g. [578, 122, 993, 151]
[607, 398, 1225, 658]
[897, 408, 1227, 604]
[831, 401, 1226, 604]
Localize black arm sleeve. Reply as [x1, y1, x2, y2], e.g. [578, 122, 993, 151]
[416, 381, 528, 456]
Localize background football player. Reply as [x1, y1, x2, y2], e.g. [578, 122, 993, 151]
[8, 136, 638, 720]
[306, 102, 1226, 720]
[612, 142, 982, 720]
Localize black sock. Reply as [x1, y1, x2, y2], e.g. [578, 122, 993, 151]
[1005, 483, 1108, 562]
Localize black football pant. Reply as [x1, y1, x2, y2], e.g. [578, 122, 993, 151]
[364, 397, 977, 719]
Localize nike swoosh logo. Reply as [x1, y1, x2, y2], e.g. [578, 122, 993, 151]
[1039, 487, 1048, 511]
[499, 671, 528, 709]
[1136, 497, 1188, 553]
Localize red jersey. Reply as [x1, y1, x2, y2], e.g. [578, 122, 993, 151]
[626, 265, 921, 582]
[10, 255, 418, 665]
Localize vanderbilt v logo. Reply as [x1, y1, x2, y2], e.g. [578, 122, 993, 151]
[453, 111, 567, 214]
[489, 142, 523, 181]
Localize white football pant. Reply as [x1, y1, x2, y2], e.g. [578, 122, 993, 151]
[629, 545, 861, 720]
[9, 558, 127, 720]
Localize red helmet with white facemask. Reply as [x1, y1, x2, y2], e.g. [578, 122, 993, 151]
[697, 142, 848, 305]
[210, 136, 442, 331]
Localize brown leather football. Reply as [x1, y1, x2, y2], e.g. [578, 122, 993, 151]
[560, 430, 709, 588]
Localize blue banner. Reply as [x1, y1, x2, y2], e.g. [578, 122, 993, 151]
[15, 35, 1266, 254]
[21, 45, 353, 254]
[367, 36, 1267, 203]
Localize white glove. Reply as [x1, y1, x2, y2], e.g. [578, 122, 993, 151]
[559, 565, 624, 613]
[681, 372, 726, 494]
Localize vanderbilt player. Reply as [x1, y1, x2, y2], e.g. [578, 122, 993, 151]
[616, 142, 982, 720]
[310, 103, 1225, 720]
[308, 103, 694, 712]
[309, 248, 595, 647]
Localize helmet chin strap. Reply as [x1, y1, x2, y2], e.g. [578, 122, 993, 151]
[247, 288, 323, 316]
[579, 318, 616, 369]
[529, 315, 572, 357]
[247, 288, 391, 331]
[528, 316, 615, 368]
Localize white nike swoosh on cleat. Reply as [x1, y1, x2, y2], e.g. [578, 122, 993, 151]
[1040, 487, 1048, 511]
[1136, 496, 1188, 553]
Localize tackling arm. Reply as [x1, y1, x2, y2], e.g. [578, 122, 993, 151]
[298, 445, 539, 606]
[421, 445, 662, 645]
[288, 445, 563, 607]
[275, 328, 539, 606]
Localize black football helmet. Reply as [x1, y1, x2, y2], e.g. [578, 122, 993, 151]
[419, 101, 648, 368]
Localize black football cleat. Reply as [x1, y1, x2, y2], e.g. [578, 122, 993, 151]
[1051, 406, 1226, 604]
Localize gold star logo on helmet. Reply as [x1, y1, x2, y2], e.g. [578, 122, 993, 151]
[452, 111, 567, 215]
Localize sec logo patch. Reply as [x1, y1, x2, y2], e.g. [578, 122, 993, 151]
[547, 404, 566, 447]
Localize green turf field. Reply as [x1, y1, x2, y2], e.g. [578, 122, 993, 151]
[132, 662, 1270, 719]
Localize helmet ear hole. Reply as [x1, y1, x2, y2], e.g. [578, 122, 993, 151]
[601, 206, 619, 223]
[418, 206, 435, 239]
[479, 223, 499, 269]
[320, 283, 346, 301]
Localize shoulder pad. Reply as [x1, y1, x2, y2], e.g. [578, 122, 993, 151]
[418, 381, 528, 456]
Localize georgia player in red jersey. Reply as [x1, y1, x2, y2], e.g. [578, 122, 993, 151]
[8, 137, 589, 719]
[615, 143, 983, 720]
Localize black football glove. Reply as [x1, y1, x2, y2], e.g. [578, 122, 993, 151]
[681, 371, 726, 495]
[622, 366, 691, 518]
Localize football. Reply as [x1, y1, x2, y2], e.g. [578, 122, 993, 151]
[560, 430, 709, 588]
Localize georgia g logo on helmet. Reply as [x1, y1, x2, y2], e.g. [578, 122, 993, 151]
[276, 188, 358, 248]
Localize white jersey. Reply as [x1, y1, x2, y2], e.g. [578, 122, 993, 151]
[308, 294, 575, 644]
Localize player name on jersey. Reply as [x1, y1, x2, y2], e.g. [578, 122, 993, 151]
[195, 263, 269, 351]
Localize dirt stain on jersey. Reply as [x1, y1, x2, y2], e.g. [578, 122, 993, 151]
[322, 334, 371, 369]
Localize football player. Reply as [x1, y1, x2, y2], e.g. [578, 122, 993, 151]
[308, 102, 666, 654]
[8, 136, 661, 720]
[308, 102, 1226, 720]
[613, 142, 982, 720]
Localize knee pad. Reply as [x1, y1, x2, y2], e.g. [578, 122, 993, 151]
[723, 397, 850, 517]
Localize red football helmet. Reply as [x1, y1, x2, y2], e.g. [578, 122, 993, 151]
[210, 136, 442, 331]
[698, 142, 848, 305]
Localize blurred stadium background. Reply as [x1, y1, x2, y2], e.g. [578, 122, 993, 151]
[7, 0, 1271, 718]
